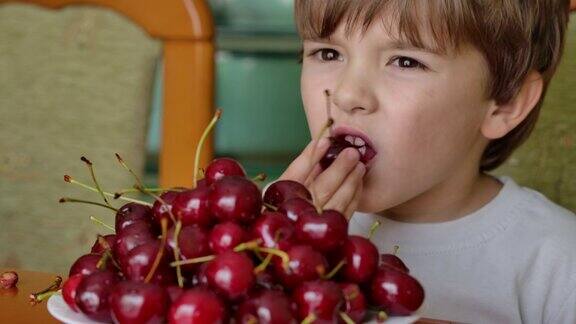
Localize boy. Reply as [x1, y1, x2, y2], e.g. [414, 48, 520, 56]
[280, 1, 576, 322]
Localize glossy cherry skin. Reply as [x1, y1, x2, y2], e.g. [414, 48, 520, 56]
[380, 253, 410, 273]
[236, 290, 297, 324]
[109, 281, 169, 324]
[69, 253, 114, 277]
[294, 209, 348, 253]
[115, 203, 155, 234]
[172, 187, 213, 227]
[62, 274, 84, 312]
[168, 288, 227, 324]
[263, 180, 312, 208]
[75, 270, 119, 322]
[277, 197, 317, 223]
[114, 222, 156, 266]
[209, 221, 248, 254]
[209, 176, 262, 224]
[370, 265, 425, 316]
[273, 245, 328, 288]
[204, 157, 246, 185]
[90, 234, 117, 254]
[167, 225, 211, 272]
[152, 190, 180, 226]
[205, 251, 255, 301]
[122, 241, 176, 286]
[252, 211, 295, 249]
[166, 285, 185, 303]
[339, 282, 367, 323]
[292, 280, 344, 324]
[341, 235, 379, 284]
[319, 135, 377, 170]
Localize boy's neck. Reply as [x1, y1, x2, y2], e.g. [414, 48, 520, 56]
[377, 170, 503, 224]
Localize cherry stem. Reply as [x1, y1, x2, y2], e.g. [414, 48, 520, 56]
[393, 245, 399, 256]
[89, 216, 115, 232]
[170, 254, 216, 266]
[323, 259, 346, 279]
[29, 289, 60, 305]
[251, 173, 267, 182]
[339, 312, 355, 324]
[369, 220, 381, 240]
[324, 89, 334, 137]
[59, 197, 118, 212]
[301, 313, 317, 324]
[64, 175, 152, 206]
[80, 156, 113, 209]
[193, 109, 222, 187]
[257, 247, 290, 269]
[96, 235, 121, 269]
[29, 276, 62, 304]
[96, 251, 110, 269]
[263, 202, 278, 211]
[378, 311, 389, 322]
[134, 184, 176, 223]
[253, 253, 274, 274]
[114, 187, 185, 200]
[145, 218, 168, 283]
[245, 315, 258, 324]
[172, 220, 185, 288]
[309, 116, 334, 213]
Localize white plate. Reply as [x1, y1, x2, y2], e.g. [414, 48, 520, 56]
[47, 293, 422, 324]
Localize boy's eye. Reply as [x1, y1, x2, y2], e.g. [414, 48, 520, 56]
[390, 56, 427, 70]
[311, 48, 342, 62]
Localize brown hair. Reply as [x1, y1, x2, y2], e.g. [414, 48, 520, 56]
[294, 0, 571, 171]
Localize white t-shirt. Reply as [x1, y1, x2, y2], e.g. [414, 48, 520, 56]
[349, 176, 576, 324]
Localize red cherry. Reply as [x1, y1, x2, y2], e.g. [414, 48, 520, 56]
[205, 251, 255, 300]
[294, 209, 348, 253]
[168, 288, 228, 324]
[209, 221, 248, 254]
[292, 280, 343, 323]
[320, 135, 377, 170]
[252, 211, 295, 249]
[273, 245, 327, 288]
[90, 234, 116, 254]
[209, 176, 262, 224]
[116, 202, 155, 234]
[380, 253, 410, 273]
[263, 180, 312, 207]
[62, 274, 84, 312]
[109, 281, 169, 324]
[152, 191, 180, 226]
[370, 265, 425, 316]
[113, 222, 156, 266]
[69, 253, 113, 277]
[339, 283, 367, 323]
[278, 197, 317, 222]
[341, 236, 379, 283]
[172, 187, 213, 227]
[122, 241, 176, 286]
[204, 157, 247, 185]
[167, 225, 211, 272]
[166, 285, 185, 303]
[75, 270, 120, 322]
[236, 290, 297, 324]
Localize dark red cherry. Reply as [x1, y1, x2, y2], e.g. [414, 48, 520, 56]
[204, 157, 247, 185]
[263, 180, 312, 207]
[273, 245, 327, 288]
[166, 285, 184, 303]
[339, 283, 367, 323]
[341, 236, 379, 283]
[370, 265, 425, 316]
[205, 251, 255, 300]
[167, 225, 210, 272]
[122, 241, 175, 286]
[209, 221, 248, 254]
[252, 211, 295, 249]
[292, 280, 343, 323]
[75, 270, 119, 322]
[62, 274, 84, 312]
[172, 187, 213, 227]
[90, 234, 116, 254]
[278, 197, 317, 222]
[168, 288, 227, 324]
[380, 253, 410, 273]
[109, 281, 169, 324]
[294, 209, 348, 253]
[320, 135, 377, 170]
[236, 290, 297, 324]
[209, 176, 262, 224]
[114, 222, 156, 265]
[152, 190, 180, 226]
[69, 253, 113, 277]
[116, 202, 154, 234]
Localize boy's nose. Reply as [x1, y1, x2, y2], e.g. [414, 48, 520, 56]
[332, 70, 378, 115]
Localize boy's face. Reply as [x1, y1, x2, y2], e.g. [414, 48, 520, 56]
[300, 14, 494, 215]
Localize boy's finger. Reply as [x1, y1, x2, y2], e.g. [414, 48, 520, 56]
[310, 148, 360, 208]
[304, 164, 323, 187]
[344, 179, 363, 220]
[280, 137, 330, 183]
[323, 163, 366, 215]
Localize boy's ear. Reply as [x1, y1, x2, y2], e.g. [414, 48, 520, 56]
[481, 70, 543, 140]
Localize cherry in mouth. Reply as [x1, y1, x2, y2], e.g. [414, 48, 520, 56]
[320, 134, 377, 170]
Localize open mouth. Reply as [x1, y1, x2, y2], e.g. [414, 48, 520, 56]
[319, 128, 377, 170]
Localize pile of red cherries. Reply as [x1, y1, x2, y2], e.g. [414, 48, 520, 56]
[61, 154, 424, 323]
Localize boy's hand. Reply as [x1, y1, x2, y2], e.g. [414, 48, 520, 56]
[279, 138, 366, 219]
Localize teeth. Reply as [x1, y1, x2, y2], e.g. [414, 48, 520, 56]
[344, 135, 355, 144]
[354, 137, 365, 146]
[358, 146, 367, 155]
